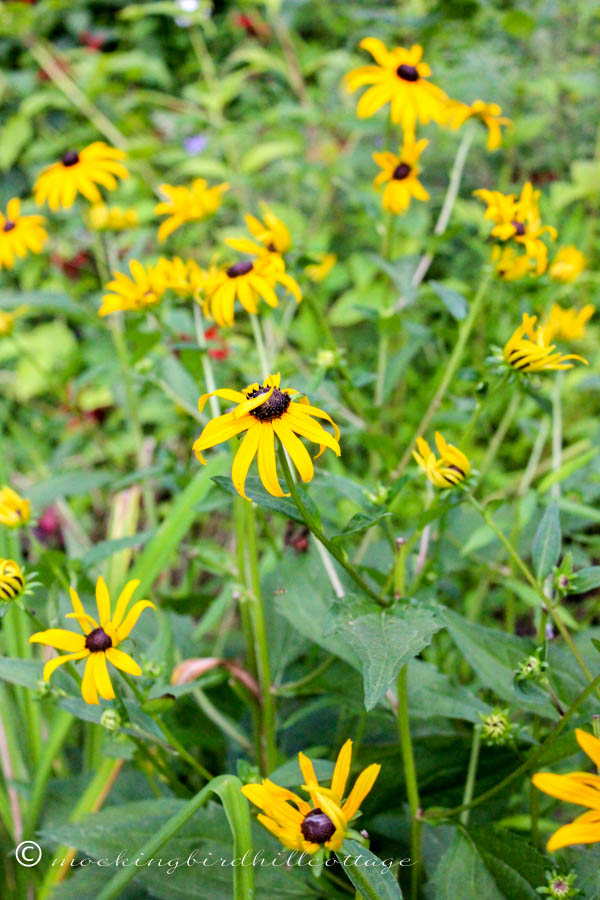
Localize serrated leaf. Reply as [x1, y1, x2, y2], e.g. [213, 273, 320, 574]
[332, 600, 443, 710]
[532, 502, 561, 580]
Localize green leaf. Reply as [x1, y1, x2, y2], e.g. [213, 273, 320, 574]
[339, 839, 402, 899]
[27, 470, 115, 507]
[532, 502, 561, 580]
[240, 140, 301, 174]
[331, 511, 391, 542]
[0, 290, 92, 320]
[0, 114, 32, 171]
[407, 660, 491, 723]
[469, 826, 547, 898]
[213, 474, 303, 523]
[573, 566, 600, 593]
[428, 832, 503, 900]
[79, 531, 155, 567]
[332, 599, 443, 710]
[429, 281, 468, 321]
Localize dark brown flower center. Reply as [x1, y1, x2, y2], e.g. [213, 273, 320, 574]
[396, 64, 419, 82]
[85, 627, 112, 652]
[61, 150, 80, 167]
[2, 220, 16, 232]
[247, 386, 291, 421]
[392, 163, 411, 180]
[511, 220, 526, 236]
[227, 261, 253, 278]
[300, 808, 336, 844]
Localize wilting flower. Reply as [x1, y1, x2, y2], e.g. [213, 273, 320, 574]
[413, 432, 470, 489]
[155, 178, 229, 241]
[227, 207, 291, 256]
[0, 199, 47, 270]
[34, 143, 128, 211]
[445, 99, 510, 150]
[532, 728, 600, 851]
[543, 304, 594, 342]
[304, 252, 337, 282]
[99, 260, 167, 316]
[155, 256, 207, 298]
[30, 576, 155, 705]
[202, 254, 301, 327]
[242, 740, 380, 853]
[344, 38, 448, 131]
[475, 182, 556, 274]
[549, 246, 586, 283]
[372, 134, 429, 214]
[503, 313, 587, 373]
[88, 204, 139, 231]
[0, 486, 30, 527]
[492, 245, 534, 281]
[193, 373, 340, 499]
[0, 306, 26, 337]
[0, 559, 25, 602]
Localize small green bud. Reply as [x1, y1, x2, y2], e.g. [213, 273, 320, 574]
[34, 679, 53, 699]
[142, 659, 163, 679]
[366, 484, 390, 506]
[515, 651, 548, 684]
[100, 709, 122, 732]
[536, 869, 579, 898]
[479, 708, 516, 746]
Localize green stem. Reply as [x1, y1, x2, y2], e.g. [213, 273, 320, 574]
[244, 502, 277, 773]
[250, 314, 271, 379]
[276, 445, 386, 605]
[479, 390, 520, 479]
[397, 666, 421, 900]
[467, 494, 598, 688]
[459, 724, 481, 826]
[193, 304, 220, 419]
[392, 268, 492, 484]
[23, 709, 73, 838]
[551, 372, 563, 500]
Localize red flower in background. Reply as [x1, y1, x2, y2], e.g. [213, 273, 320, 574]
[205, 326, 228, 360]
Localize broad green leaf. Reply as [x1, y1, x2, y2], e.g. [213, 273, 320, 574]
[532, 502, 561, 580]
[573, 566, 600, 593]
[407, 660, 491, 723]
[0, 114, 32, 171]
[339, 839, 402, 899]
[427, 832, 503, 900]
[79, 531, 155, 567]
[429, 281, 468, 321]
[213, 474, 303, 523]
[27, 470, 115, 507]
[331, 511, 391, 542]
[332, 599, 443, 710]
[469, 826, 546, 899]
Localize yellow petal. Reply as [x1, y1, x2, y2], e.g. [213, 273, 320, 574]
[94, 652, 116, 701]
[576, 729, 600, 770]
[273, 421, 314, 483]
[30, 629, 86, 652]
[331, 739, 353, 803]
[69, 587, 95, 634]
[116, 599, 156, 641]
[342, 764, 381, 820]
[232, 425, 261, 499]
[106, 647, 142, 676]
[111, 579, 141, 631]
[95, 576, 111, 626]
[81, 655, 99, 705]
[43, 650, 89, 682]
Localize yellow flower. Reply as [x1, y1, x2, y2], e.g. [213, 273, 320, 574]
[0, 306, 26, 337]
[0, 486, 30, 527]
[543, 304, 594, 342]
[99, 260, 167, 316]
[155, 257, 207, 298]
[549, 246, 586, 283]
[304, 252, 337, 283]
[193, 373, 340, 500]
[344, 38, 448, 131]
[372, 134, 429, 214]
[503, 313, 587, 373]
[475, 182, 556, 274]
[88, 203, 139, 231]
[202, 254, 301, 327]
[155, 179, 229, 242]
[0, 559, 25, 603]
[445, 99, 510, 150]
[532, 728, 600, 851]
[34, 142, 128, 211]
[0, 198, 47, 270]
[30, 576, 155, 705]
[492, 245, 535, 281]
[413, 432, 470, 488]
[227, 206, 291, 257]
[241, 739, 380, 854]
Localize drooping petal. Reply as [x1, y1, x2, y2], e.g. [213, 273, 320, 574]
[576, 729, 600, 770]
[231, 425, 262, 499]
[81, 655, 99, 705]
[106, 647, 142, 676]
[43, 649, 89, 682]
[257, 426, 288, 497]
[273, 421, 314, 483]
[547, 808, 600, 852]
[116, 599, 156, 641]
[94, 652, 116, 701]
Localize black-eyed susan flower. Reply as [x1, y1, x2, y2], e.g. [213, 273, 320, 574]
[0, 559, 25, 603]
[30, 576, 155, 705]
[155, 178, 229, 242]
[0, 306, 26, 337]
[550, 246, 586, 283]
[88, 203, 139, 231]
[202, 254, 301, 327]
[227, 206, 291, 257]
[475, 182, 557, 274]
[99, 260, 167, 316]
[503, 313, 587, 373]
[445, 99, 510, 150]
[544, 304, 594, 342]
[532, 728, 600, 851]
[372, 134, 429, 214]
[492, 245, 535, 281]
[344, 38, 448, 131]
[413, 432, 470, 488]
[304, 252, 337, 283]
[0, 485, 30, 527]
[0, 199, 47, 270]
[34, 142, 128, 211]
[241, 739, 380, 854]
[193, 373, 340, 499]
